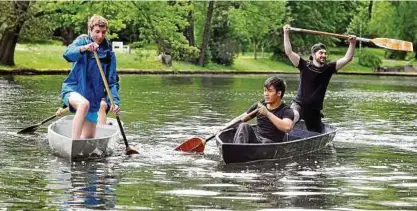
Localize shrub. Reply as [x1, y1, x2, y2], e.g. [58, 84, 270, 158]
[210, 38, 237, 66]
[358, 49, 382, 69]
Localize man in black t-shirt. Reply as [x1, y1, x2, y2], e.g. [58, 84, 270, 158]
[283, 24, 356, 133]
[232, 76, 294, 144]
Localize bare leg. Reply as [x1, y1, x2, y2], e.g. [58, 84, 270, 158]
[81, 120, 97, 139]
[68, 92, 90, 139]
[98, 100, 108, 125]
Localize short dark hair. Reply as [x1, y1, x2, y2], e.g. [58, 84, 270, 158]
[311, 43, 326, 54]
[264, 76, 286, 99]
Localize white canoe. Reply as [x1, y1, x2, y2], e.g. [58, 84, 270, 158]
[47, 115, 121, 160]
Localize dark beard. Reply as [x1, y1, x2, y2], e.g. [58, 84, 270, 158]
[315, 57, 326, 65]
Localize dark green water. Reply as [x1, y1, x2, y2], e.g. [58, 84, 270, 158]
[1, 74, 417, 210]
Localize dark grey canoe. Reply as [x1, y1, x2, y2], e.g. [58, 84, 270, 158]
[215, 121, 337, 164]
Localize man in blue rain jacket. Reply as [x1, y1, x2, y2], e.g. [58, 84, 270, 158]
[61, 15, 120, 139]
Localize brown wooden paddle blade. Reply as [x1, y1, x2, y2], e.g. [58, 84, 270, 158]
[17, 124, 40, 134]
[175, 137, 205, 152]
[126, 146, 139, 155]
[372, 38, 413, 52]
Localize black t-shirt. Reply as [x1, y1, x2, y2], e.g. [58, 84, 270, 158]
[247, 101, 294, 142]
[293, 58, 337, 110]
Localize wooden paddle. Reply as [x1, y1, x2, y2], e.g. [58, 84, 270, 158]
[175, 108, 259, 153]
[290, 27, 414, 52]
[93, 51, 139, 155]
[17, 107, 69, 134]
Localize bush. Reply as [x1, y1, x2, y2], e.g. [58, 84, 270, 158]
[210, 38, 237, 66]
[134, 49, 154, 61]
[384, 50, 407, 60]
[130, 41, 147, 49]
[358, 50, 382, 69]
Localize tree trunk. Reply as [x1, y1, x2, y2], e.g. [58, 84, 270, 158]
[253, 42, 257, 60]
[261, 45, 264, 58]
[198, 0, 214, 66]
[368, 0, 373, 20]
[0, 28, 22, 66]
[183, 3, 195, 46]
[0, 1, 30, 66]
[60, 27, 75, 46]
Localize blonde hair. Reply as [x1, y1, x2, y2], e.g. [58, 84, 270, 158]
[88, 15, 108, 33]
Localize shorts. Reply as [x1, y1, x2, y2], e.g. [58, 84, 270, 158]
[63, 93, 98, 124]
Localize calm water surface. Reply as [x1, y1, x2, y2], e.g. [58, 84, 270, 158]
[1, 74, 417, 210]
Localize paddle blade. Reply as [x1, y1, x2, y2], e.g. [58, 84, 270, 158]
[371, 38, 413, 52]
[175, 137, 205, 153]
[126, 146, 139, 155]
[17, 124, 40, 134]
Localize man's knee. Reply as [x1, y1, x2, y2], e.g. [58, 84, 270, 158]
[292, 109, 300, 124]
[237, 122, 251, 129]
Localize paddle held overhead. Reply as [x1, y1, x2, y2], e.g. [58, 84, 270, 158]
[290, 27, 413, 52]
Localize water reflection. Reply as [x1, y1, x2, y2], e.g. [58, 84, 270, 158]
[1, 75, 417, 210]
[46, 158, 118, 210]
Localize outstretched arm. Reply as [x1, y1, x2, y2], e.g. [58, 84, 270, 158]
[336, 35, 357, 70]
[283, 24, 300, 67]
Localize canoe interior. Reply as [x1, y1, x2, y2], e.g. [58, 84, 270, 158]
[216, 121, 337, 164]
[47, 116, 120, 160]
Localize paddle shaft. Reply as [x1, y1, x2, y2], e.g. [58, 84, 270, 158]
[41, 107, 69, 124]
[205, 108, 259, 143]
[17, 107, 69, 134]
[41, 114, 60, 125]
[93, 51, 130, 149]
[290, 27, 369, 42]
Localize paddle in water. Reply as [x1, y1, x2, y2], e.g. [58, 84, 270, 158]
[17, 107, 69, 134]
[175, 108, 259, 153]
[93, 51, 139, 155]
[290, 27, 413, 52]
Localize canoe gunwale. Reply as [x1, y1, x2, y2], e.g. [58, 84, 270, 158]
[217, 124, 337, 147]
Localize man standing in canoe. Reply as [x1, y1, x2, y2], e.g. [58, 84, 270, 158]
[233, 76, 294, 144]
[61, 15, 120, 139]
[283, 24, 356, 133]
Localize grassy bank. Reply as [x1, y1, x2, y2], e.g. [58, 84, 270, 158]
[0, 43, 414, 73]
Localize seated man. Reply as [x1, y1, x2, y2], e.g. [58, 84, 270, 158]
[233, 76, 294, 144]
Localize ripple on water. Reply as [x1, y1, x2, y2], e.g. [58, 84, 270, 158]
[272, 191, 333, 196]
[158, 189, 220, 197]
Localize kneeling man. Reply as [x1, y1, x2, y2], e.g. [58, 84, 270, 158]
[233, 76, 294, 144]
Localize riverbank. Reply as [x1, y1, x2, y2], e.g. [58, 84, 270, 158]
[2, 68, 417, 77]
[1, 43, 416, 76]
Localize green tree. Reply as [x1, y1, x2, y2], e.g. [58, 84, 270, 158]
[0, 1, 128, 65]
[198, 0, 214, 66]
[127, 1, 199, 62]
[367, 1, 417, 59]
[0, 1, 31, 65]
[271, 1, 360, 60]
[228, 1, 286, 60]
